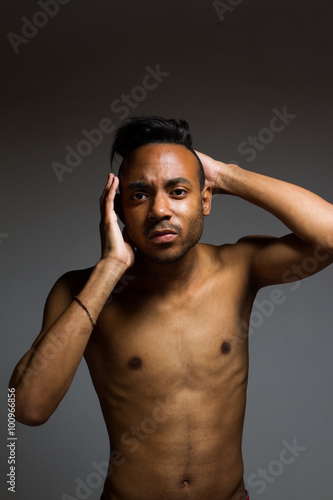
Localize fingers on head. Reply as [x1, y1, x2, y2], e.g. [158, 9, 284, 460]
[100, 174, 119, 205]
[112, 175, 119, 191]
[106, 176, 119, 203]
[100, 174, 112, 203]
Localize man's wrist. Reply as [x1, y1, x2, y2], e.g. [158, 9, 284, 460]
[95, 257, 128, 280]
[216, 162, 240, 195]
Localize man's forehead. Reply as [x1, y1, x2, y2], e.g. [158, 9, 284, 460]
[120, 143, 198, 182]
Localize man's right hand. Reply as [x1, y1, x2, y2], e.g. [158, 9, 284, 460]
[99, 173, 135, 269]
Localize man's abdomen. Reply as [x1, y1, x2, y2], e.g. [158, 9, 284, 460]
[102, 378, 248, 500]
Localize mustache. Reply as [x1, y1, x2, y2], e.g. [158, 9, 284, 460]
[145, 223, 182, 237]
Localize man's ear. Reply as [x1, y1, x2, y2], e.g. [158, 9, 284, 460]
[201, 186, 212, 216]
[114, 193, 125, 224]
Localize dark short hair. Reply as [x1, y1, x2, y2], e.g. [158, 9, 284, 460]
[110, 115, 205, 190]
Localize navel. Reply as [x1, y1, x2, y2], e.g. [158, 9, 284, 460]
[127, 357, 143, 370]
[181, 479, 190, 488]
[221, 341, 231, 354]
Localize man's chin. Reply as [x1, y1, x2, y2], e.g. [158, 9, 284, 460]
[136, 246, 189, 265]
[147, 254, 185, 265]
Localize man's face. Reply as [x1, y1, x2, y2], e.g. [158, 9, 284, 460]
[119, 143, 211, 264]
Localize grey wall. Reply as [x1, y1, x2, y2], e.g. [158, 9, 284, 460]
[1, 1, 332, 499]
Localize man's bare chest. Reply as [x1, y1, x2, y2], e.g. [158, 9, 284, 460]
[86, 267, 254, 390]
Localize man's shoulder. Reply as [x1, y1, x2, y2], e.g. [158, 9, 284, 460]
[236, 235, 277, 246]
[198, 235, 277, 262]
[40, 267, 95, 333]
[53, 266, 94, 296]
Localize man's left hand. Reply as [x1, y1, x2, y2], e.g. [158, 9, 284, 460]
[195, 150, 236, 195]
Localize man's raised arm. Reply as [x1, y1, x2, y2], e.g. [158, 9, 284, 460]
[196, 151, 333, 288]
[9, 174, 134, 426]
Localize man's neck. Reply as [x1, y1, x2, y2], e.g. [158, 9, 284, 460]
[131, 245, 203, 294]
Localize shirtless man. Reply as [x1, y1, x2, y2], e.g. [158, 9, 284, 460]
[10, 116, 333, 500]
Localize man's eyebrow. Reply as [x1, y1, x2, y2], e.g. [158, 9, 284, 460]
[126, 181, 149, 191]
[126, 177, 193, 191]
[164, 177, 193, 188]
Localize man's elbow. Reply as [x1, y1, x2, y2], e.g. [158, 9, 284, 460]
[15, 400, 51, 427]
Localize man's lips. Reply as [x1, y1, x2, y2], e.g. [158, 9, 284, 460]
[148, 229, 178, 242]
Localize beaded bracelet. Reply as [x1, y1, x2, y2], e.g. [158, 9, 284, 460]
[74, 296, 97, 326]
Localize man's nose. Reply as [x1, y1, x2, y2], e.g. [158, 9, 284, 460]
[148, 192, 172, 220]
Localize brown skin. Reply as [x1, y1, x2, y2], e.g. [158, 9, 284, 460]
[9, 144, 333, 500]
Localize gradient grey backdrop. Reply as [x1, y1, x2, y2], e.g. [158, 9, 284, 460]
[1, 1, 333, 499]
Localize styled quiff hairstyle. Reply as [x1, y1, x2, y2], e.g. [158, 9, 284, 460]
[110, 115, 205, 190]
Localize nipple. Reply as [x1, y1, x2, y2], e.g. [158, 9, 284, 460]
[221, 341, 231, 354]
[127, 357, 142, 369]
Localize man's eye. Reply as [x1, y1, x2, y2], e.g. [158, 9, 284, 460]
[171, 189, 186, 196]
[132, 193, 147, 200]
